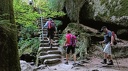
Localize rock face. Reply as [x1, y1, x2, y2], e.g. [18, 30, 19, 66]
[20, 60, 33, 71]
[64, 0, 128, 39]
[65, 0, 128, 26]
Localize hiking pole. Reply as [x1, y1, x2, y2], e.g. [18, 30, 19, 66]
[112, 45, 120, 70]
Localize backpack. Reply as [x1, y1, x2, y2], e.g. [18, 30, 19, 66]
[112, 31, 117, 45]
[69, 34, 77, 47]
[48, 21, 55, 30]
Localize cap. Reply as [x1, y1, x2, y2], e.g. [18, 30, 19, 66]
[101, 26, 107, 31]
[48, 18, 52, 21]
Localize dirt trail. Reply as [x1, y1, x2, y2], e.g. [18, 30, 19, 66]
[37, 56, 128, 71]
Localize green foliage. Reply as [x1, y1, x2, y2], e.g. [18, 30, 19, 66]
[14, 0, 40, 39]
[13, 0, 41, 58]
[13, 0, 65, 58]
[99, 0, 128, 17]
[18, 38, 40, 57]
[47, 0, 65, 11]
[54, 20, 63, 27]
[59, 34, 65, 45]
[14, 1, 40, 25]
[35, 0, 65, 18]
[116, 0, 128, 16]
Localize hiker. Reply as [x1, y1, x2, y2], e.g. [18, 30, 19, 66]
[29, 0, 33, 5]
[44, 18, 56, 48]
[99, 26, 114, 65]
[64, 30, 77, 65]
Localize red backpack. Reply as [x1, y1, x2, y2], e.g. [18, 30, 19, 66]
[48, 21, 55, 30]
[112, 31, 117, 45]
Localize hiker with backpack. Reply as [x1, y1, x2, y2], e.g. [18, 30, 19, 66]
[44, 18, 56, 48]
[99, 26, 116, 65]
[64, 30, 77, 65]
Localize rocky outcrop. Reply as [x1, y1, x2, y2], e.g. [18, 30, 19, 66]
[65, 0, 85, 22]
[20, 60, 33, 71]
[64, 0, 128, 39]
[64, 0, 128, 26]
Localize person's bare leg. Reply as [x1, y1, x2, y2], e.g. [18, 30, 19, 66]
[104, 53, 108, 59]
[101, 52, 107, 64]
[73, 54, 76, 63]
[107, 55, 112, 60]
[107, 55, 113, 65]
[66, 54, 69, 61]
[51, 39, 53, 45]
[47, 37, 50, 44]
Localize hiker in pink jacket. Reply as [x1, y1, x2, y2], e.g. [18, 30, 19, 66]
[64, 30, 77, 65]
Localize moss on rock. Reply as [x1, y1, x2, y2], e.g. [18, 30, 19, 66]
[64, 0, 128, 27]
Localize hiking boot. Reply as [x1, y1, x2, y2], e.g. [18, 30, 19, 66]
[65, 62, 68, 65]
[72, 63, 76, 65]
[107, 60, 114, 65]
[101, 59, 107, 64]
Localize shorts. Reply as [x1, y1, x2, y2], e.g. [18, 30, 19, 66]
[103, 43, 111, 55]
[47, 29, 54, 39]
[66, 45, 75, 54]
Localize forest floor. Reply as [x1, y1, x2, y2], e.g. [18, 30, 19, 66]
[36, 40, 128, 71]
[37, 56, 128, 71]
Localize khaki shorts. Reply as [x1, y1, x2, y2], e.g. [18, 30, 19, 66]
[103, 43, 111, 55]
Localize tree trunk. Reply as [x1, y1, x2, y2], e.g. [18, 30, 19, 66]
[0, 0, 21, 71]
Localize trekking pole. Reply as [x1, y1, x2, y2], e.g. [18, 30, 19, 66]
[112, 45, 120, 70]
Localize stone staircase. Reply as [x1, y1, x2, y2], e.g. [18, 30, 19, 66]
[36, 18, 62, 65]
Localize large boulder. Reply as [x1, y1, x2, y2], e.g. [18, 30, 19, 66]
[20, 60, 33, 71]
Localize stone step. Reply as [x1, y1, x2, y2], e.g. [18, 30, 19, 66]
[38, 24, 41, 26]
[43, 37, 48, 40]
[40, 43, 59, 47]
[43, 29, 47, 31]
[38, 47, 58, 52]
[47, 50, 61, 54]
[39, 29, 43, 31]
[43, 37, 59, 40]
[39, 52, 48, 56]
[53, 37, 59, 40]
[44, 58, 61, 64]
[40, 40, 49, 43]
[38, 31, 42, 34]
[39, 54, 61, 62]
[43, 28, 47, 30]
[40, 40, 59, 43]
[43, 31, 47, 34]
[42, 34, 59, 37]
[38, 27, 42, 29]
